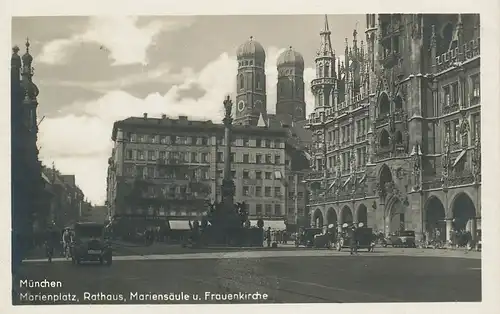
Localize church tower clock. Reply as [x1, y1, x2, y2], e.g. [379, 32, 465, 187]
[234, 37, 267, 126]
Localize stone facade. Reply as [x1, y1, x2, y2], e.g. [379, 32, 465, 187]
[106, 116, 306, 226]
[305, 14, 481, 241]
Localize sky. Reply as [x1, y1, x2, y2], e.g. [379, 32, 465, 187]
[11, 15, 362, 205]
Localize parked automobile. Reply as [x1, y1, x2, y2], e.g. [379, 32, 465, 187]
[295, 228, 322, 247]
[336, 224, 375, 252]
[71, 222, 112, 266]
[384, 230, 416, 248]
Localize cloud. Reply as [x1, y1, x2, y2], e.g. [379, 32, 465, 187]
[41, 63, 193, 93]
[38, 47, 316, 204]
[38, 16, 194, 66]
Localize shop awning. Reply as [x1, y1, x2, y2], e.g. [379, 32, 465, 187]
[169, 220, 191, 230]
[452, 150, 467, 168]
[250, 220, 286, 230]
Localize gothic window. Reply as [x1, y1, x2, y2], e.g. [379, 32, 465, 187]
[443, 85, 451, 106]
[249, 60, 253, 66]
[441, 22, 454, 53]
[325, 62, 330, 77]
[452, 119, 460, 143]
[395, 131, 403, 144]
[393, 36, 400, 54]
[256, 73, 262, 90]
[239, 74, 244, 90]
[378, 92, 390, 116]
[394, 95, 403, 110]
[319, 64, 323, 78]
[451, 82, 459, 104]
[445, 122, 451, 140]
[472, 114, 481, 140]
[379, 129, 390, 148]
[471, 74, 480, 101]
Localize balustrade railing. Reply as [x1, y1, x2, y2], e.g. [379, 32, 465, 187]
[442, 103, 459, 115]
[435, 37, 480, 73]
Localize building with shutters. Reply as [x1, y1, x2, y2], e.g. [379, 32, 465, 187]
[106, 36, 313, 233]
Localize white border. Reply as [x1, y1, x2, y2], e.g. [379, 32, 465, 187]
[1, 0, 499, 313]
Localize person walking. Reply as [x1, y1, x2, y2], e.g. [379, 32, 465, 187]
[266, 227, 272, 247]
[349, 225, 358, 255]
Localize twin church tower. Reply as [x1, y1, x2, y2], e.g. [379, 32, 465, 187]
[233, 16, 338, 127]
[233, 36, 307, 126]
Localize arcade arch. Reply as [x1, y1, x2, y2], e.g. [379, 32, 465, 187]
[326, 207, 337, 226]
[451, 192, 477, 233]
[424, 196, 446, 241]
[386, 197, 407, 233]
[340, 206, 353, 225]
[312, 208, 324, 228]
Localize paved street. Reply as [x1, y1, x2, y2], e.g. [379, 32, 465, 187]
[16, 249, 480, 304]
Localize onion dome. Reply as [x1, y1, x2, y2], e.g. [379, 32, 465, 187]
[22, 80, 40, 98]
[22, 39, 33, 66]
[277, 46, 304, 69]
[237, 36, 266, 60]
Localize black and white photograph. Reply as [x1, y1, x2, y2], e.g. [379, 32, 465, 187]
[7, 1, 499, 309]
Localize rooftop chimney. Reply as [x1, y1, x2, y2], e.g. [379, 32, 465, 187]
[178, 115, 188, 120]
[143, 113, 148, 119]
[161, 114, 167, 119]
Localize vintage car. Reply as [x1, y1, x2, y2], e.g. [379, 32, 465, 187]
[336, 225, 375, 252]
[384, 230, 417, 248]
[71, 222, 112, 266]
[295, 228, 323, 247]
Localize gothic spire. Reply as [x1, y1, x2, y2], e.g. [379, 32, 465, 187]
[317, 15, 334, 57]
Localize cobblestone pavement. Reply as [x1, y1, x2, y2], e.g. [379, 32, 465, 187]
[15, 249, 480, 304]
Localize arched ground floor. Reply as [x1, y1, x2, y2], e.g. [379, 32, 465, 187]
[309, 185, 481, 242]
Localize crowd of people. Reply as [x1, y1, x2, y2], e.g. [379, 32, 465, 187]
[264, 228, 291, 246]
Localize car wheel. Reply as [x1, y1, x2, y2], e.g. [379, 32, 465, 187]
[106, 256, 112, 266]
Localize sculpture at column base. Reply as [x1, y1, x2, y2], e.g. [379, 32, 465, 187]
[221, 179, 235, 207]
[185, 96, 263, 248]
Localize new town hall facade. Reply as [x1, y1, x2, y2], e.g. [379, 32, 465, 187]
[305, 14, 481, 242]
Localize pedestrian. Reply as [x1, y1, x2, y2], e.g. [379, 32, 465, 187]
[349, 225, 358, 255]
[266, 227, 271, 247]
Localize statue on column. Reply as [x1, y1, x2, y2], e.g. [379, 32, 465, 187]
[411, 144, 421, 191]
[223, 95, 232, 119]
[460, 118, 470, 148]
[472, 131, 481, 183]
[441, 133, 451, 189]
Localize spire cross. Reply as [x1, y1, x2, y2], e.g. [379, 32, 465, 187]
[25, 37, 30, 52]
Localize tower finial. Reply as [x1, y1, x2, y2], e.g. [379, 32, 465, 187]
[25, 37, 30, 52]
[250, 36, 253, 41]
[324, 15, 330, 32]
